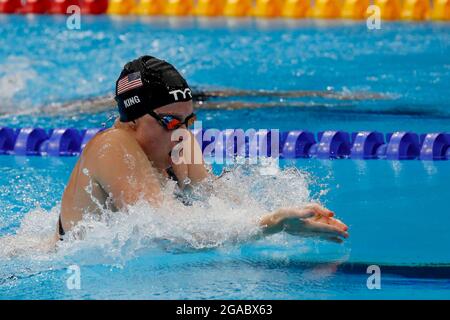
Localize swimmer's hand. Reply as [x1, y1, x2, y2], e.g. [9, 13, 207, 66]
[169, 130, 209, 189]
[260, 203, 349, 243]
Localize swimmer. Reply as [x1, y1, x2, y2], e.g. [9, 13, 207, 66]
[57, 55, 348, 243]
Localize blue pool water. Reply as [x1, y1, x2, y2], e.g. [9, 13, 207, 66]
[0, 16, 450, 300]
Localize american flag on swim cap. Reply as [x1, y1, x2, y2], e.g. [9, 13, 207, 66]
[117, 71, 143, 95]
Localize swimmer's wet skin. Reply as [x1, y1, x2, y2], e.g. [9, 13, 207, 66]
[57, 55, 348, 243]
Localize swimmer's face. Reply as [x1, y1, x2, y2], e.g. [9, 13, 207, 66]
[134, 101, 194, 169]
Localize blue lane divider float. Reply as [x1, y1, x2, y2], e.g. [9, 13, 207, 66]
[0, 127, 105, 157]
[280, 131, 316, 158]
[0, 127, 449, 161]
[14, 128, 49, 156]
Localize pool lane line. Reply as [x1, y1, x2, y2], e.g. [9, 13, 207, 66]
[202, 258, 450, 280]
[2, 101, 448, 120]
[337, 262, 450, 280]
[193, 88, 392, 101]
[0, 88, 394, 118]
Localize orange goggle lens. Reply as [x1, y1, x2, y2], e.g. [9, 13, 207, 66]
[166, 119, 181, 130]
[162, 113, 197, 130]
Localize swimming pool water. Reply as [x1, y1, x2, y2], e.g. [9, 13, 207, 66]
[1, 16, 449, 115]
[1, 156, 449, 299]
[0, 16, 449, 300]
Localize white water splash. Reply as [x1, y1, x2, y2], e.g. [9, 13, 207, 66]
[0, 163, 315, 265]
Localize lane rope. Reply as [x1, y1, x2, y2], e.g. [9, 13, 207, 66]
[1, 127, 449, 160]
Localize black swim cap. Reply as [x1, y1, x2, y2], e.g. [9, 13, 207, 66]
[115, 56, 192, 122]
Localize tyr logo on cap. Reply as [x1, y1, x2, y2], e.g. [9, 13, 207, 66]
[169, 88, 192, 101]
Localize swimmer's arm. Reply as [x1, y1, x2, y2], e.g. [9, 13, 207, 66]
[257, 204, 349, 243]
[94, 134, 163, 210]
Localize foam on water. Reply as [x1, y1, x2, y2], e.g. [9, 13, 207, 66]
[0, 162, 320, 272]
[0, 56, 37, 112]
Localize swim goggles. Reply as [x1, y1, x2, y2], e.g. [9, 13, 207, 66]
[148, 111, 197, 131]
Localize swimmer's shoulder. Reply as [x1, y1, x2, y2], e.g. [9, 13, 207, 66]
[78, 128, 145, 173]
[82, 127, 141, 156]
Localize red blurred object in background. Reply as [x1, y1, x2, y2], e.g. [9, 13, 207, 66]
[81, 0, 108, 14]
[0, 0, 23, 13]
[17, 0, 51, 13]
[0, 0, 108, 15]
[48, 0, 80, 14]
